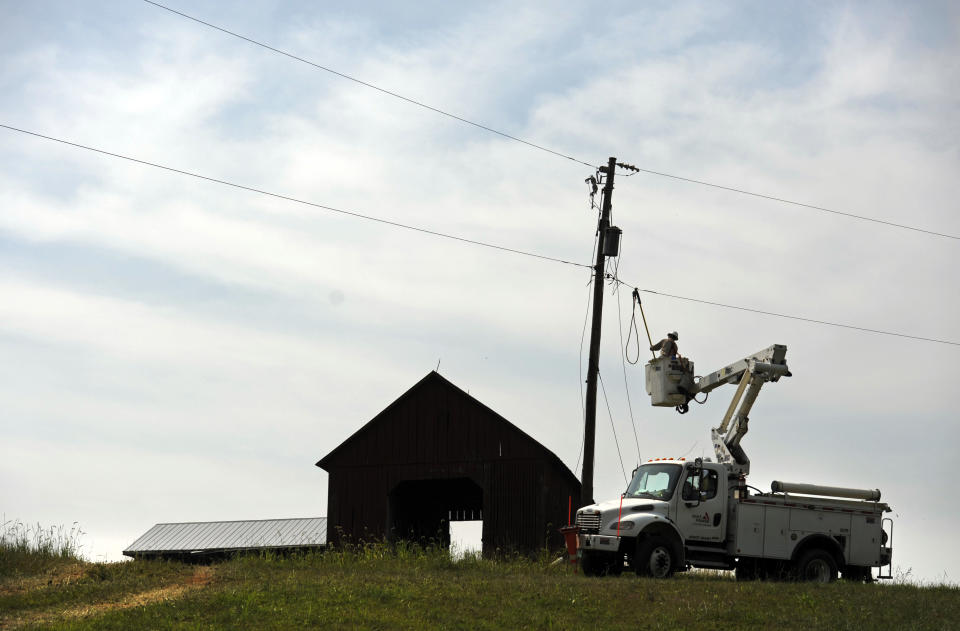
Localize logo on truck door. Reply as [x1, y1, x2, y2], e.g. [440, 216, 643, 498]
[692, 511, 710, 525]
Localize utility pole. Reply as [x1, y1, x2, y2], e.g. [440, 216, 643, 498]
[581, 156, 617, 507]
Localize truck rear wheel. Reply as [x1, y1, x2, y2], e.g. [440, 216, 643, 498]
[796, 549, 838, 583]
[842, 566, 873, 582]
[635, 536, 675, 579]
[735, 561, 758, 581]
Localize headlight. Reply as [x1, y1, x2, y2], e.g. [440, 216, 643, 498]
[608, 520, 635, 531]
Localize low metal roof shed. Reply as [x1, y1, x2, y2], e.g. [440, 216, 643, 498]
[123, 517, 326, 560]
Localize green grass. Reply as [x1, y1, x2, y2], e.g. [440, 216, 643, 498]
[2, 540, 958, 630]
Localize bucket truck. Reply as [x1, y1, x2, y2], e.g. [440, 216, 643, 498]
[574, 345, 893, 582]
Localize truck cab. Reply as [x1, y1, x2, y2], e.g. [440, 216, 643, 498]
[577, 458, 722, 577]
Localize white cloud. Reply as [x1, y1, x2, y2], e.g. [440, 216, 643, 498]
[0, 0, 956, 580]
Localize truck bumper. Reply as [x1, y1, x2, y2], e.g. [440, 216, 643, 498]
[578, 533, 621, 551]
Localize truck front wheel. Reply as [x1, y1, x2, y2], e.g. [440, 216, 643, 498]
[635, 536, 675, 579]
[796, 549, 838, 583]
[581, 550, 605, 577]
[581, 550, 624, 577]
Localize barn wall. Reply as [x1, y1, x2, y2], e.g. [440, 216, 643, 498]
[327, 379, 545, 468]
[321, 373, 580, 554]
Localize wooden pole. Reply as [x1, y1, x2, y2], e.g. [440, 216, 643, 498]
[581, 156, 617, 507]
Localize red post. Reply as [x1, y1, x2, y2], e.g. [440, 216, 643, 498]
[560, 525, 580, 572]
[616, 494, 624, 537]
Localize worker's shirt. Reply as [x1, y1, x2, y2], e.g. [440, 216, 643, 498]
[651, 338, 678, 357]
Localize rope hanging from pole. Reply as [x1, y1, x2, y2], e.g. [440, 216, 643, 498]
[625, 292, 641, 365]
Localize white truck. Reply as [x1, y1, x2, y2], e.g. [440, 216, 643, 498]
[575, 345, 893, 582]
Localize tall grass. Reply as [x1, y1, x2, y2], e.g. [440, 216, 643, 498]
[0, 518, 85, 576]
[236, 539, 543, 576]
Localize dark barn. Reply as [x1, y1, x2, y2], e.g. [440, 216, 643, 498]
[316, 372, 581, 554]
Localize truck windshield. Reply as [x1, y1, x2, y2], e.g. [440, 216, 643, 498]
[625, 463, 683, 500]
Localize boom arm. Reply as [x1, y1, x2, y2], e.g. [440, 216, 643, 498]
[695, 344, 790, 475]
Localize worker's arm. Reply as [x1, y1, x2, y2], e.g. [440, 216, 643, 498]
[650, 339, 664, 351]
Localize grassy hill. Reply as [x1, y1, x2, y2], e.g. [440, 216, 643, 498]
[2, 531, 958, 630]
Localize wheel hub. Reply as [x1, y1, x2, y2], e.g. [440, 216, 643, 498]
[805, 559, 831, 582]
[649, 546, 672, 578]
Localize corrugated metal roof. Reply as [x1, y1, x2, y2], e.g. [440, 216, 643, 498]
[123, 517, 326, 556]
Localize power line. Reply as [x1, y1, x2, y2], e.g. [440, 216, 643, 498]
[608, 276, 960, 347]
[4, 123, 956, 348]
[141, 0, 958, 241]
[626, 165, 959, 241]
[613, 278, 642, 465]
[574, 231, 599, 478]
[0, 124, 590, 270]
[141, 0, 594, 169]
[598, 371, 628, 484]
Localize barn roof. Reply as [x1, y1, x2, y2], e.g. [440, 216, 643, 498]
[315, 371, 578, 485]
[122, 517, 326, 558]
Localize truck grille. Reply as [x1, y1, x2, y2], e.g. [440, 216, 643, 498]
[576, 513, 601, 533]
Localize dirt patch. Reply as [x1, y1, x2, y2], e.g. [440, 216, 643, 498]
[1, 566, 215, 630]
[187, 566, 213, 586]
[0, 563, 87, 596]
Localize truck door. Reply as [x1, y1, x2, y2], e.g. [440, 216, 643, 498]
[675, 464, 726, 543]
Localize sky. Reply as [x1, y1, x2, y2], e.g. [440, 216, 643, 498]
[1, 0, 957, 581]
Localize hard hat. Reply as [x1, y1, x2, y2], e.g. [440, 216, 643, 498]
[668, 331, 679, 340]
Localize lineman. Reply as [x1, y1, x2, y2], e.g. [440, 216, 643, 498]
[651, 331, 680, 359]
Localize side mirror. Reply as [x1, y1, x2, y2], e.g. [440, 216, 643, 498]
[690, 461, 703, 483]
[682, 464, 702, 505]
[684, 457, 704, 505]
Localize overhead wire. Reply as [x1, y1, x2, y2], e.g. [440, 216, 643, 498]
[592, 167, 630, 483]
[140, 0, 959, 241]
[2, 123, 957, 348]
[574, 192, 601, 478]
[680, 440, 699, 458]
[141, 0, 595, 169]
[625, 165, 959, 241]
[608, 276, 960, 347]
[573, 276, 591, 478]
[0, 124, 590, 270]
[598, 371, 628, 484]
[611, 259, 642, 465]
